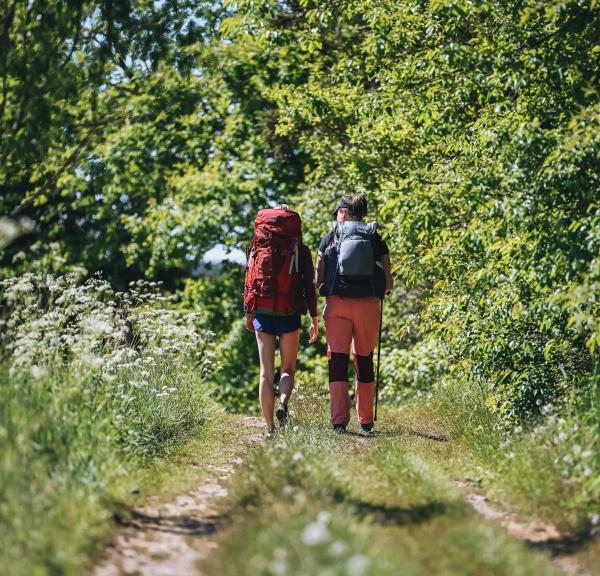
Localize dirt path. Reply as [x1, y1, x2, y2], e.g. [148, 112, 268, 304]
[94, 416, 263, 576]
[455, 481, 595, 576]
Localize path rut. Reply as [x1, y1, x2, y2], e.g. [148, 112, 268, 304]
[94, 416, 263, 576]
[455, 481, 595, 576]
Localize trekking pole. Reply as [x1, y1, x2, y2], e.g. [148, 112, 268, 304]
[374, 297, 384, 422]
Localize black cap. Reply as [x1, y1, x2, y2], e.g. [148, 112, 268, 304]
[331, 201, 352, 216]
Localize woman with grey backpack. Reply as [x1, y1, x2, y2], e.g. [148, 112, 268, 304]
[315, 194, 393, 433]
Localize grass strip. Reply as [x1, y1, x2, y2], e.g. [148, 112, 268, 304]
[205, 387, 559, 576]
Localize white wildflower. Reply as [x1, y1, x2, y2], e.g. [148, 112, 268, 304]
[269, 559, 288, 576]
[30, 365, 45, 379]
[292, 452, 303, 462]
[82, 354, 103, 368]
[270, 548, 288, 574]
[347, 554, 371, 576]
[317, 511, 332, 524]
[329, 540, 348, 556]
[301, 521, 330, 546]
[573, 444, 582, 455]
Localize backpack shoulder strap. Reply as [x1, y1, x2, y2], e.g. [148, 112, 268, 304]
[366, 221, 378, 235]
[333, 221, 345, 245]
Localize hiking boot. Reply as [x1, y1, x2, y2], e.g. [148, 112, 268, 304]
[275, 402, 288, 427]
[265, 428, 277, 440]
[332, 423, 347, 433]
[359, 422, 374, 434]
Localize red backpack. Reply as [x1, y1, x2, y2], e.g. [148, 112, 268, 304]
[244, 208, 306, 315]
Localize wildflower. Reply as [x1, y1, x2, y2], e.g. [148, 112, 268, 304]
[30, 365, 45, 379]
[583, 468, 592, 478]
[563, 454, 573, 465]
[82, 317, 112, 335]
[591, 514, 600, 526]
[317, 511, 332, 524]
[557, 432, 568, 442]
[292, 452, 303, 462]
[301, 521, 330, 546]
[513, 426, 522, 434]
[269, 557, 288, 575]
[82, 354, 103, 368]
[347, 554, 371, 576]
[573, 444, 582, 456]
[329, 540, 348, 557]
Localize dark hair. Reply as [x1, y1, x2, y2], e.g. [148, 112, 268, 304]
[341, 194, 368, 219]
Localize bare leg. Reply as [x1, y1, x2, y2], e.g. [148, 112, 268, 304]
[278, 329, 300, 406]
[255, 331, 276, 431]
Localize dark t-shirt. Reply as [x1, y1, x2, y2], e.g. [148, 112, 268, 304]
[318, 230, 389, 259]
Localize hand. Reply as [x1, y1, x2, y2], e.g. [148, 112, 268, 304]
[309, 316, 319, 344]
[245, 313, 255, 332]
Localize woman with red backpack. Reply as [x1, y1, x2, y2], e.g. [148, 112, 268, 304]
[244, 204, 318, 438]
[316, 194, 393, 433]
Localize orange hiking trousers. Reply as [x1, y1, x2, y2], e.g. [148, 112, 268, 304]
[323, 295, 381, 426]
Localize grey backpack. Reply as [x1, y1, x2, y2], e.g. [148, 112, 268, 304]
[322, 220, 384, 298]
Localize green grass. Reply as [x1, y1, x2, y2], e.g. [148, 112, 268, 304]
[406, 379, 600, 533]
[204, 382, 559, 576]
[0, 361, 217, 576]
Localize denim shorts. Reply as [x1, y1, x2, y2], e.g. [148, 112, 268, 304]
[253, 314, 301, 336]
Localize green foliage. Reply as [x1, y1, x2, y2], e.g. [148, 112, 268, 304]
[0, 1, 306, 287]
[0, 274, 216, 574]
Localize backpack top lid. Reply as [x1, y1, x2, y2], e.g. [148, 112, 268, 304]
[255, 208, 302, 241]
[333, 220, 377, 241]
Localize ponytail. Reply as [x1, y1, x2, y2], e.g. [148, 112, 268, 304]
[340, 194, 368, 219]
